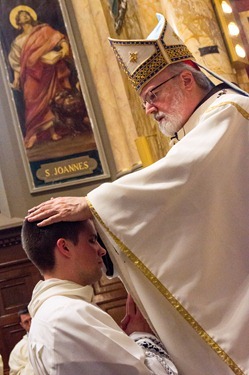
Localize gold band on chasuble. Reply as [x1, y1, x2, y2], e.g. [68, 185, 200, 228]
[87, 197, 245, 375]
[205, 101, 249, 120]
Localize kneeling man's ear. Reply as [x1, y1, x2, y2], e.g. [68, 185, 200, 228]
[56, 238, 71, 258]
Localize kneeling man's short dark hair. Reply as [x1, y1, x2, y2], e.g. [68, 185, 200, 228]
[21, 220, 87, 274]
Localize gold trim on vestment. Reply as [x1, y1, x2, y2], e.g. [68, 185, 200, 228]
[87, 197, 245, 375]
[206, 101, 249, 120]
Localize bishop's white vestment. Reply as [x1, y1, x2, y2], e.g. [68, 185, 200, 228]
[87, 86, 249, 375]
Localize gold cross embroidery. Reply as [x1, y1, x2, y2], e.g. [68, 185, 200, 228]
[129, 52, 138, 63]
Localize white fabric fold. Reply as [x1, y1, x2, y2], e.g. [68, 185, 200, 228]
[88, 88, 249, 375]
[28, 278, 93, 317]
[28, 278, 176, 374]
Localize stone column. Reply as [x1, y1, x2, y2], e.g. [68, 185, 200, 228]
[71, 0, 142, 176]
[160, 0, 237, 84]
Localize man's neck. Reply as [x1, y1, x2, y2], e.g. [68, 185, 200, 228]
[21, 24, 33, 34]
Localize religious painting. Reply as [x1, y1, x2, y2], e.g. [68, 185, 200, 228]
[0, 0, 110, 192]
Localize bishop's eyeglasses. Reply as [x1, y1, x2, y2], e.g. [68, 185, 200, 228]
[142, 74, 179, 108]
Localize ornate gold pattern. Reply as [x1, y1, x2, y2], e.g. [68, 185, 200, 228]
[111, 42, 193, 91]
[166, 45, 192, 60]
[109, 22, 194, 92]
[131, 49, 167, 91]
[87, 198, 244, 375]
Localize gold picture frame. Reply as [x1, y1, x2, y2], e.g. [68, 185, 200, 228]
[0, 0, 110, 192]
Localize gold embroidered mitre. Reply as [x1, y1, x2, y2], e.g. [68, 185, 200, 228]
[108, 13, 195, 93]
